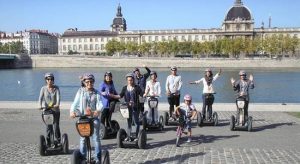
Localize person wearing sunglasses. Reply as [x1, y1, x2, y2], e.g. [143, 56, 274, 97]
[115, 73, 143, 141]
[70, 73, 103, 163]
[230, 70, 255, 121]
[38, 72, 61, 146]
[99, 72, 119, 127]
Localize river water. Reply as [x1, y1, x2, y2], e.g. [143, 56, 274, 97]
[1, 67, 300, 103]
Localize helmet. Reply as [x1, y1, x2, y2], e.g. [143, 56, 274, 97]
[170, 66, 177, 71]
[150, 71, 157, 77]
[83, 73, 95, 81]
[104, 71, 112, 77]
[184, 94, 192, 101]
[205, 68, 212, 72]
[239, 70, 247, 76]
[44, 72, 54, 80]
[125, 73, 134, 79]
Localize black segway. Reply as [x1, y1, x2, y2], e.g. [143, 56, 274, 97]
[142, 96, 164, 131]
[99, 110, 120, 139]
[117, 103, 147, 149]
[39, 107, 69, 156]
[230, 96, 253, 132]
[71, 113, 110, 164]
[197, 93, 218, 127]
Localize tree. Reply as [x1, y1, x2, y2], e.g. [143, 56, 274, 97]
[140, 42, 151, 57]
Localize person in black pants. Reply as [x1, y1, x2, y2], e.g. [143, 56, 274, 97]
[133, 65, 151, 114]
[165, 66, 182, 120]
[116, 73, 143, 141]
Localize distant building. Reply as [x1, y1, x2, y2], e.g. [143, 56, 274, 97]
[0, 29, 58, 54]
[59, 0, 300, 55]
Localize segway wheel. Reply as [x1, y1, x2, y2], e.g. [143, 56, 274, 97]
[111, 120, 120, 137]
[163, 112, 169, 126]
[247, 116, 253, 132]
[159, 116, 164, 131]
[213, 112, 218, 126]
[142, 116, 147, 130]
[230, 115, 235, 131]
[62, 133, 69, 154]
[102, 150, 110, 164]
[39, 135, 46, 156]
[138, 130, 147, 149]
[71, 149, 82, 164]
[100, 123, 107, 139]
[197, 112, 202, 127]
[117, 129, 127, 148]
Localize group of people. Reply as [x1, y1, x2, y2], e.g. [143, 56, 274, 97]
[38, 66, 255, 162]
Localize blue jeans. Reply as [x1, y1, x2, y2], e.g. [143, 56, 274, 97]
[80, 118, 101, 161]
[127, 108, 140, 137]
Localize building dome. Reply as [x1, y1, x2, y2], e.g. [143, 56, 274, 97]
[225, 0, 252, 21]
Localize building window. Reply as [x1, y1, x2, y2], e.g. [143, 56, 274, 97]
[148, 36, 152, 42]
[95, 44, 99, 50]
[79, 45, 82, 50]
[202, 35, 206, 41]
[95, 38, 98, 42]
[63, 39, 65, 43]
[195, 35, 199, 41]
[101, 44, 104, 50]
[101, 37, 104, 42]
[84, 38, 87, 42]
[73, 38, 76, 43]
[90, 44, 93, 50]
[73, 45, 77, 51]
[68, 39, 71, 43]
[188, 35, 192, 41]
[68, 45, 72, 50]
[84, 44, 88, 50]
[181, 36, 186, 41]
[90, 38, 93, 42]
[79, 38, 82, 43]
[63, 45, 66, 51]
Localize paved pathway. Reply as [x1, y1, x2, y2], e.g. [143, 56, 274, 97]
[0, 108, 300, 164]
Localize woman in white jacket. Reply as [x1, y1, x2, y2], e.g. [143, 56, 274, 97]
[143, 71, 161, 124]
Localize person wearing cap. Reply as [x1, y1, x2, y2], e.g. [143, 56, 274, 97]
[133, 65, 151, 115]
[143, 71, 161, 124]
[175, 94, 197, 143]
[165, 66, 182, 120]
[99, 72, 119, 127]
[230, 70, 254, 120]
[115, 73, 143, 141]
[70, 73, 103, 163]
[38, 73, 61, 146]
[189, 68, 221, 121]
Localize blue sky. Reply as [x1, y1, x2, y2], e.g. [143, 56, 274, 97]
[0, 0, 299, 33]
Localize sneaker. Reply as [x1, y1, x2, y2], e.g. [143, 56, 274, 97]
[186, 137, 192, 143]
[134, 138, 138, 142]
[125, 137, 130, 142]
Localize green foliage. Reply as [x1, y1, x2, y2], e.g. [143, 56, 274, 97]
[0, 41, 24, 54]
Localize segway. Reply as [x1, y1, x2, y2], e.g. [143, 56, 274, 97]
[142, 96, 164, 131]
[99, 110, 120, 139]
[230, 96, 253, 132]
[197, 93, 218, 127]
[71, 113, 110, 164]
[39, 107, 69, 156]
[117, 103, 147, 149]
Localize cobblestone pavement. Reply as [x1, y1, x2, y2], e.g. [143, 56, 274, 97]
[0, 108, 300, 164]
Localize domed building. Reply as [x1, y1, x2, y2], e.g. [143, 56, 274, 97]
[222, 0, 254, 38]
[58, 0, 300, 55]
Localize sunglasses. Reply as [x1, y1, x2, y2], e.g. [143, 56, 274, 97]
[85, 80, 94, 84]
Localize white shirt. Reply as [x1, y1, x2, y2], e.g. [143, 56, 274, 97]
[179, 103, 196, 117]
[165, 75, 182, 94]
[194, 73, 220, 93]
[145, 80, 161, 97]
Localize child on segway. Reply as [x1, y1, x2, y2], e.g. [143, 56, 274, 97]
[143, 71, 161, 125]
[70, 73, 103, 163]
[175, 94, 197, 143]
[115, 73, 143, 142]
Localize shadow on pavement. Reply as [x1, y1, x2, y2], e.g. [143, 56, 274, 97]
[252, 122, 295, 132]
[143, 151, 205, 164]
[198, 134, 240, 144]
